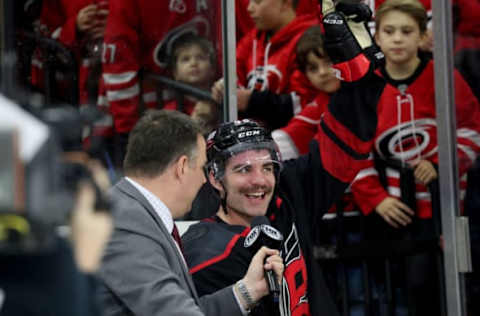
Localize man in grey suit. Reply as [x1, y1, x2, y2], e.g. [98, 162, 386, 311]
[98, 109, 283, 316]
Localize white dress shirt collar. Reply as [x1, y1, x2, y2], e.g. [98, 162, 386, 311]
[125, 177, 174, 234]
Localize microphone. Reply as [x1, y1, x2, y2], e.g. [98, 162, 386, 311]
[244, 216, 283, 302]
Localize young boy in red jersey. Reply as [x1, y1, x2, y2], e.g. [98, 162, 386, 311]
[351, 0, 480, 231]
[272, 25, 341, 159]
[163, 33, 218, 133]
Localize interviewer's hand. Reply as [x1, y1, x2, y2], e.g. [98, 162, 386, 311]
[238, 247, 284, 308]
[375, 197, 414, 228]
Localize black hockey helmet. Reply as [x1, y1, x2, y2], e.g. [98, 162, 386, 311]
[206, 119, 282, 180]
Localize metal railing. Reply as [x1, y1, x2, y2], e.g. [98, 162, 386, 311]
[314, 159, 446, 316]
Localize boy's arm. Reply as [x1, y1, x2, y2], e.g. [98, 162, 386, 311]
[272, 103, 324, 160]
[350, 163, 391, 216]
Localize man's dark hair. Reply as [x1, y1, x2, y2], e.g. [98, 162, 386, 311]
[123, 110, 202, 178]
[296, 25, 328, 73]
[168, 33, 216, 74]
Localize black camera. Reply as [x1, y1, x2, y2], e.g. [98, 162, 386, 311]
[0, 99, 111, 254]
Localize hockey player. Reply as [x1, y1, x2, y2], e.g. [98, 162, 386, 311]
[182, 2, 384, 316]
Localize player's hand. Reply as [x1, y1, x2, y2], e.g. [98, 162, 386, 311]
[322, 2, 375, 82]
[375, 197, 414, 228]
[412, 159, 437, 185]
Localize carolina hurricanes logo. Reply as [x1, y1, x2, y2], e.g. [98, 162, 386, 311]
[279, 224, 310, 316]
[375, 118, 438, 162]
[246, 65, 283, 92]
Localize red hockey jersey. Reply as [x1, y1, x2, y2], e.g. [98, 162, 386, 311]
[236, 14, 319, 94]
[351, 58, 480, 219]
[101, 0, 221, 134]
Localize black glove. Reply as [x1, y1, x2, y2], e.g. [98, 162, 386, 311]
[322, 1, 383, 81]
[336, 1, 372, 22]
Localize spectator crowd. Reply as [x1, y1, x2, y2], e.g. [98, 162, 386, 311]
[2, 0, 480, 315]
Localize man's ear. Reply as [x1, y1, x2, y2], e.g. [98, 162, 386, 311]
[208, 171, 224, 193]
[174, 155, 189, 181]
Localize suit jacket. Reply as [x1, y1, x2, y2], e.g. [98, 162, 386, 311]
[97, 178, 242, 316]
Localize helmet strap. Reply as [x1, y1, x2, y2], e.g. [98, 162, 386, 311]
[219, 181, 228, 214]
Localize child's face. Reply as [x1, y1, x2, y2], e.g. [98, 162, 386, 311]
[247, 0, 290, 32]
[173, 45, 213, 87]
[375, 10, 424, 67]
[305, 52, 340, 94]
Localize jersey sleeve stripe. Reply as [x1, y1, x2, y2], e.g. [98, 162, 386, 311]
[107, 84, 140, 101]
[103, 71, 137, 85]
[320, 120, 370, 160]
